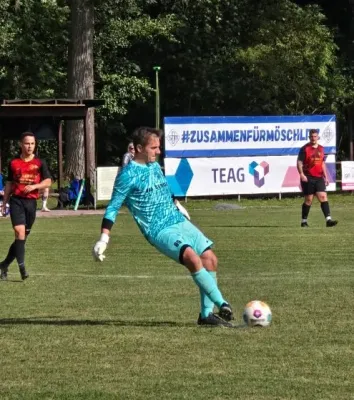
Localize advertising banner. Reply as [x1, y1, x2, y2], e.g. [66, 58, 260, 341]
[165, 156, 336, 196]
[341, 161, 354, 191]
[164, 115, 336, 158]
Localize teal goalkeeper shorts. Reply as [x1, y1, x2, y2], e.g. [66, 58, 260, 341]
[149, 220, 214, 264]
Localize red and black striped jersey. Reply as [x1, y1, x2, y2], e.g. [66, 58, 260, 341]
[6, 157, 51, 199]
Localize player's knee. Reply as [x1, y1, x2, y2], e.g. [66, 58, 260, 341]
[181, 246, 203, 272]
[211, 253, 218, 270]
[14, 226, 26, 240]
[200, 249, 218, 271]
[318, 194, 327, 202]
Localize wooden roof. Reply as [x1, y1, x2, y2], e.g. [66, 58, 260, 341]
[0, 98, 105, 119]
[0, 98, 105, 139]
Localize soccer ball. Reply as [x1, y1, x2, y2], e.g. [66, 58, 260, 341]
[243, 300, 272, 327]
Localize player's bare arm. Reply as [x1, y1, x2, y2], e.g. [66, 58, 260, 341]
[23, 178, 52, 194]
[322, 161, 329, 185]
[297, 160, 308, 182]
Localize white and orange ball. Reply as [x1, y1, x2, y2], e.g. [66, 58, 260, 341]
[243, 300, 272, 327]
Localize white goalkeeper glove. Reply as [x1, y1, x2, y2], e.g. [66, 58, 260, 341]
[93, 233, 110, 262]
[175, 199, 191, 220]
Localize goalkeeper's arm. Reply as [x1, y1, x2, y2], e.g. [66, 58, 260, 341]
[93, 168, 132, 261]
[92, 219, 112, 262]
[174, 198, 191, 220]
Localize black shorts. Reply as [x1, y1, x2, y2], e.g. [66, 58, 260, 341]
[10, 196, 37, 230]
[301, 176, 326, 196]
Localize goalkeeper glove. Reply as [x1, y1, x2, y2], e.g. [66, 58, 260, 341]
[93, 233, 109, 262]
[175, 199, 191, 220]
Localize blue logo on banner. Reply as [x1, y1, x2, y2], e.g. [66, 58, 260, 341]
[165, 159, 193, 196]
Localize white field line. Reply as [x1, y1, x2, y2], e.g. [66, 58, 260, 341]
[3, 269, 353, 280]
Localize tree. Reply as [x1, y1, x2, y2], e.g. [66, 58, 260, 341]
[140, 0, 351, 119]
[0, 0, 68, 173]
[1, 0, 353, 165]
[92, 0, 178, 165]
[153, 0, 248, 116]
[66, 0, 95, 180]
[232, 1, 351, 116]
[0, 0, 68, 99]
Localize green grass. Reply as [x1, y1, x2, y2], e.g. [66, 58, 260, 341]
[1, 197, 354, 399]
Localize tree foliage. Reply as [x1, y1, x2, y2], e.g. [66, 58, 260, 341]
[93, 0, 179, 164]
[0, 0, 353, 171]
[0, 0, 69, 99]
[234, 1, 352, 115]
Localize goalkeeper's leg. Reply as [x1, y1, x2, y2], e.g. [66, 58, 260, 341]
[150, 221, 233, 326]
[184, 247, 234, 322]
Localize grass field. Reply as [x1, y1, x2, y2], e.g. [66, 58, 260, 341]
[0, 195, 354, 399]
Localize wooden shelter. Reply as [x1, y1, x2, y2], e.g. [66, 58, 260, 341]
[0, 98, 105, 202]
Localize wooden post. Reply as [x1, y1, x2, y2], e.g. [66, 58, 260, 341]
[349, 107, 353, 161]
[83, 109, 92, 207]
[57, 121, 64, 189]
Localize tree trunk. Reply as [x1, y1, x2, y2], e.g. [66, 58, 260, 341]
[66, 0, 95, 182]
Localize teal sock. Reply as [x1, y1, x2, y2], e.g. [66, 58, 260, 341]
[192, 268, 226, 310]
[199, 270, 217, 318]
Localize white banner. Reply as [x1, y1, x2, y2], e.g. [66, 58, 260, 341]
[164, 115, 336, 158]
[165, 156, 336, 196]
[96, 167, 119, 201]
[341, 161, 354, 191]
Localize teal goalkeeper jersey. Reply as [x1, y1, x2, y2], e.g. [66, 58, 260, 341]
[104, 161, 185, 239]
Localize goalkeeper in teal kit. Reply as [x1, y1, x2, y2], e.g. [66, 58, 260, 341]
[93, 127, 234, 327]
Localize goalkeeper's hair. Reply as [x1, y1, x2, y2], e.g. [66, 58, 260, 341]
[131, 127, 163, 148]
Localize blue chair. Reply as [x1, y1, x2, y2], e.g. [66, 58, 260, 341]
[57, 179, 93, 209]
[0, 174, 5, 215]
[0, 173, 4, 199]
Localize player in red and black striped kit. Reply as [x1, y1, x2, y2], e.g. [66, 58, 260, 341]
[297, 129, 337, 228]
[0, 132, 52, 280]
